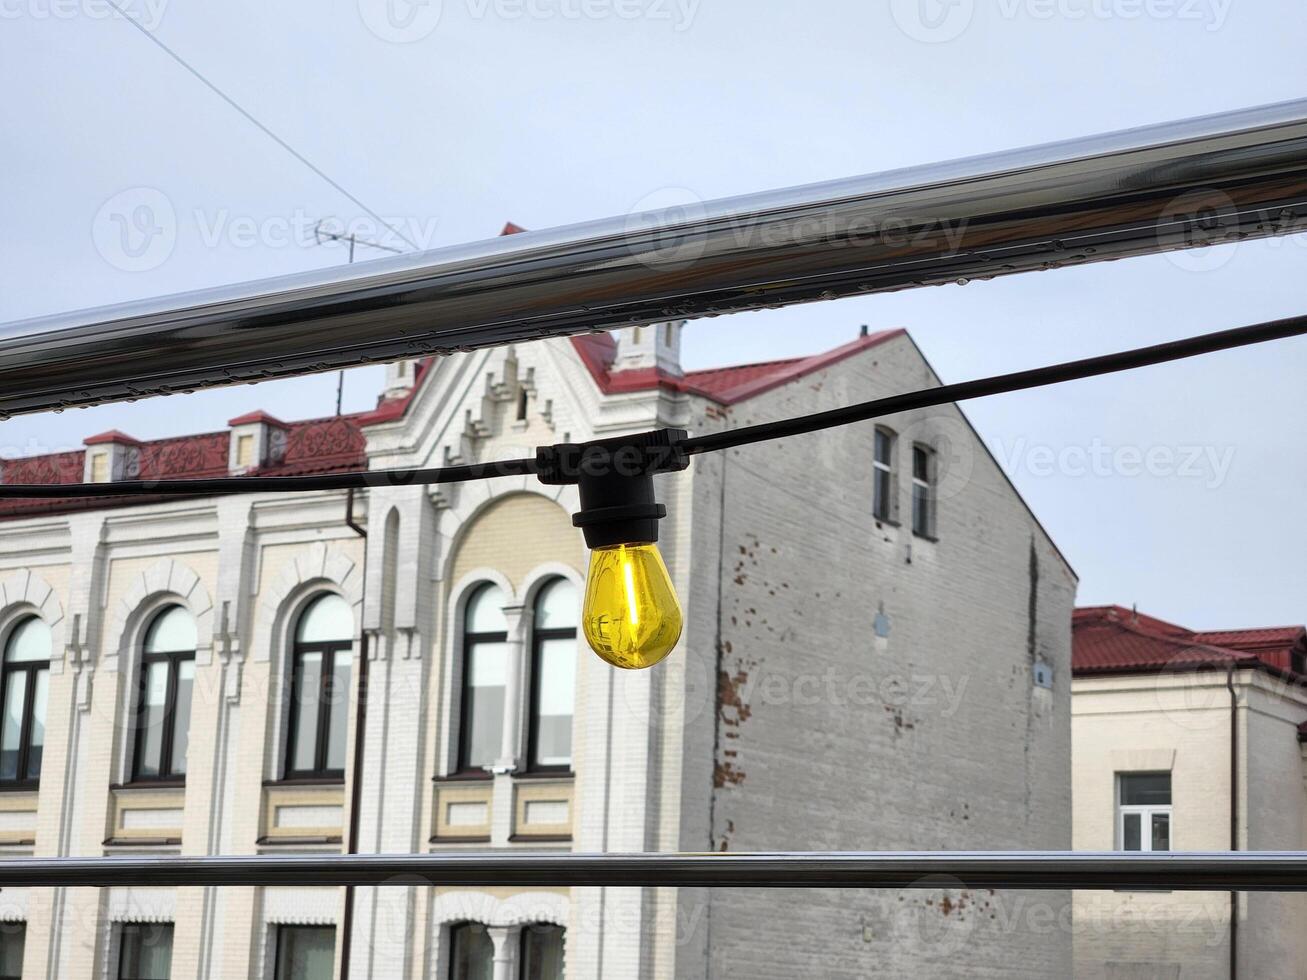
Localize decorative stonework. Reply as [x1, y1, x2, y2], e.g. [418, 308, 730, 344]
[430, 889, 568, 929]
[0, 568, 67, 662]
[105, 558, 214, 671]
[255, 541, 363, 664]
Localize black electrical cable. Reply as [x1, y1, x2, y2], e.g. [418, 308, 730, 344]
[1, 314, 1304, 499]
[0, 457, 538, 499]
[681, 313, 1307, 455]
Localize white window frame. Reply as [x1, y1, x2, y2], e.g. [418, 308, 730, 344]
[1116, 773, 1172, 852]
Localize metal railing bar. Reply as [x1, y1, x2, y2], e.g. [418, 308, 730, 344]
[2, 851, 1307, 891]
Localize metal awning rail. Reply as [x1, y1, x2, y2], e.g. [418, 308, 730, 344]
[1, 851, 1306, 891]
[1, 98, 1307, 417]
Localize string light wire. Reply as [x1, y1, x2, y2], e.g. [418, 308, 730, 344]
[1, 313, 1304, 500]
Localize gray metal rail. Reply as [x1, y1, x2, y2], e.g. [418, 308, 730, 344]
[2, 98, 1307, 416]
[1, 852, 1305, 891]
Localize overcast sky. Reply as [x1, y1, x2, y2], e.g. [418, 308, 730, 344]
[1, 0, 1304, 629]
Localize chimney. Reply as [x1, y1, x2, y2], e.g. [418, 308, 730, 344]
[227, 411, 290, 474]
[611, 321, 685, 378]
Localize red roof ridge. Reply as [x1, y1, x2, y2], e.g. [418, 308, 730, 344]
[228, 410, 289, 428]
[84, 429, 142, 446]
[1073, 604, 1303, 678]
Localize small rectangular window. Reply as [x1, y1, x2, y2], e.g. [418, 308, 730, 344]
[274, 926, 335, 980]
[117, 923, 173, 980]
[872, 428, 895, 522]
[1118, 772, 1172, 852]
[235, 433, 255, 467]
[911, 444, 936, 538]
[90, 452, 110, 483]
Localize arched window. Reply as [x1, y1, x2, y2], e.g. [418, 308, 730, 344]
[286, 593, 354, 780]
[448, 923, 493, 980]
[132, 605, 196, 782]
[0, 616, 51, 786]
[519, 924, 565, 980]
[458, 584, 509, 773]
[527, 579, 577, 772]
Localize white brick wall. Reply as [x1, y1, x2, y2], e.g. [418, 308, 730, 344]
[0, 330, 1078, 979]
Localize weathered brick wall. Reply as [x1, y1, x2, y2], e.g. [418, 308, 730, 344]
[680, 334, 1076, 978]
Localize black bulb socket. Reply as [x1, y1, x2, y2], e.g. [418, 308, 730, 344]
[536, 428, 690, 550]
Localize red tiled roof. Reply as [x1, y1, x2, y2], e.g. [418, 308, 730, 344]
[84, 429, 142, 446]
[1072, 606, 1306, 678]
[572, 330, 905, 405]
[0, 415, 366, 519]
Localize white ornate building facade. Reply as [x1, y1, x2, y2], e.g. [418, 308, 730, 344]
[0, 292, 1077, 976]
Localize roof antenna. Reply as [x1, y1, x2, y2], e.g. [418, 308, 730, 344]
[1131, 603, 1139, 624]
[309, 220, 407, 415]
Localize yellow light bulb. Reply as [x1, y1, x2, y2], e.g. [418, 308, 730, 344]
[581, 542, 683, 670]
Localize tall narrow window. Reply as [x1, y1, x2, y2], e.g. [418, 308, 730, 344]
[286, 594, 354, 780]
[132, 606, 196, 783]
[1118, 772, 1172, 852]
[117, 923, 173, 980]
[458, 585, 509, 773]
[448, 922, 494, 980]
[911, 444, 937, 538]
[528, 579, 577, 772]
[274, 926, 336, 980]
[519, 924, 565, 980]
[0, 923, 25, 980]
[872, 427, 896, 522]
[0, 617, 50, 786]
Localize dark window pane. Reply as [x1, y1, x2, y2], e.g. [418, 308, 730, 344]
[0, 922, 25, 979]
[135, 661, 170, 779]
[532, 638, 575, 769]
[874, 429, 891, 465]
[168, 659, 194, 777]
[1120, 772, 1171, 806]
[118, 923, 173, 980]
[275, 926, 335, 980]
[1152, 812, 1171, 852]
[873, 469, 892, 521]
[1123, 812, 1141, 851]
[290, 651, 324, 773]
[913, 445, 930, 481]
[463, 642, 507, 770]
[326, 657, 351, 772]
[26, 668, 48, 780]
[912, 484, 933, 537]
[449, 923, 493, 980]
[521, 924, 565, 980]
[0, 674, 26, 782]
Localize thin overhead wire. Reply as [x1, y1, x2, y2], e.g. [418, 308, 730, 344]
[104, 1, 418, 251]
[1, 314, 1304, 499]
